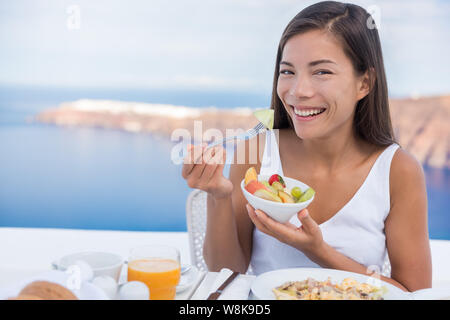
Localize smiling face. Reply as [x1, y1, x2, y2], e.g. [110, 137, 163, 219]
[277, 29, 370, 141]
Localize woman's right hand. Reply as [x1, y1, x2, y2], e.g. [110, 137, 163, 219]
[181, 143, 233, 199]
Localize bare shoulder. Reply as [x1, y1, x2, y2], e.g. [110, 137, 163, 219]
[385, 146, 432, 291]
[390, 147, 425, 185]
[389, 147, 426, 207]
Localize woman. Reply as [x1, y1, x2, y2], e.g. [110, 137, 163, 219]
[181, 1, 431, 292]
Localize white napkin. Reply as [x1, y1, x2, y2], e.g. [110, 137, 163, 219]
[207, 268, 253, 300]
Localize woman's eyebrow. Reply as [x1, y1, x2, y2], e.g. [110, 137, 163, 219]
[279, 59, 337, 67]
[309, 59, 337, 66]
[279, 61, 294, 67]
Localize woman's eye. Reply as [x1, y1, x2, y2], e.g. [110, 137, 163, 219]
[279, 69, 293, 75]
[314, 70, 332, 75]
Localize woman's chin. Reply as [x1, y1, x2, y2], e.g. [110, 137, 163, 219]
[290, 114, 331, 140]
[293, 126, 322, 140]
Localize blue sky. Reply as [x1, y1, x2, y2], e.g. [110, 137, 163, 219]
[0, 0, 449, 97]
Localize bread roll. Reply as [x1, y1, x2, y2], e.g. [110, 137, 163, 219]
[17, 281, 78, 300]
[8, 294, 44, 300]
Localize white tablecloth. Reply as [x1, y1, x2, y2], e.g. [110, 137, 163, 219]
[2, 227, 450, 300]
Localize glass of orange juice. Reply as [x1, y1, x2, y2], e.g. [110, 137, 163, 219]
[127, 245, 181, 300]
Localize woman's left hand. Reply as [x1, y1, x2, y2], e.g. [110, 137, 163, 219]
[246, 204, 324, 256]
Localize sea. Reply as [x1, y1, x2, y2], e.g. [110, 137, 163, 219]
[0, 85, 448, 240]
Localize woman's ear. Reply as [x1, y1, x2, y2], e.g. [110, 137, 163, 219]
[356, 67, 375, 101]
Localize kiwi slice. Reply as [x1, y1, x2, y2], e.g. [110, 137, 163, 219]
[297, 188, 315, 202]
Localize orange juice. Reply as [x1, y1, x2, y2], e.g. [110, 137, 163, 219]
[127, 258, 181, 300]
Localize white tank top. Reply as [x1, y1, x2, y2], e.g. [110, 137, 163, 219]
[250, 129, 399, 275]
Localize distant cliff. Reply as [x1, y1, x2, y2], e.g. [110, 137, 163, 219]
[35, 99, 259, 138]
[389, 95, 449, 169]
[35, 96, 450, 169]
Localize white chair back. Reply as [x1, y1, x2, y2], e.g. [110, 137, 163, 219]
[186, 189, 208, 272]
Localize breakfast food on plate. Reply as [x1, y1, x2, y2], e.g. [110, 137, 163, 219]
[272, 277, 386, 300]
[9, 280, 79, 300]
[253, 109, 274, 130]
[244, 167, 315, 204]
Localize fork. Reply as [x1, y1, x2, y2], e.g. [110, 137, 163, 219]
[174, 122, 266, 163]
[207, 121, 266, 148]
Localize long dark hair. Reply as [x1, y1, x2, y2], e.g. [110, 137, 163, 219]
[271, 1, 396, 146]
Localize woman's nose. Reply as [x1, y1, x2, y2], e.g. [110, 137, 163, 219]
[289, 74, 315, 99]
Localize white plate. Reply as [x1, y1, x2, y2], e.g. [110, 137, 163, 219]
[0, 270, 109, 300]
[251, 268, 411, 300]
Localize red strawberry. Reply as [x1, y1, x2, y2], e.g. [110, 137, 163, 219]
[268, 174, 286, 188]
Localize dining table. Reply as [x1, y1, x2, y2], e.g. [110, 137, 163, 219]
[1, 227, 450, 300]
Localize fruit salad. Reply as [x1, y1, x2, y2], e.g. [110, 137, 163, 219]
[244, 167, 315, 203]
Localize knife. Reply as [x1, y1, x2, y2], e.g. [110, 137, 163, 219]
[206, 271, 240, 300]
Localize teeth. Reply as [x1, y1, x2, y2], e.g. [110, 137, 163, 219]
[293, 108, 325, 117]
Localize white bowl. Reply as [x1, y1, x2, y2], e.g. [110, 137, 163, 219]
[241, 175, 315, 223]
[52, 251, 124, 282]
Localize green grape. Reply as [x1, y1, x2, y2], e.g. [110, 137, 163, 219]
[291, 186, 303, 199]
